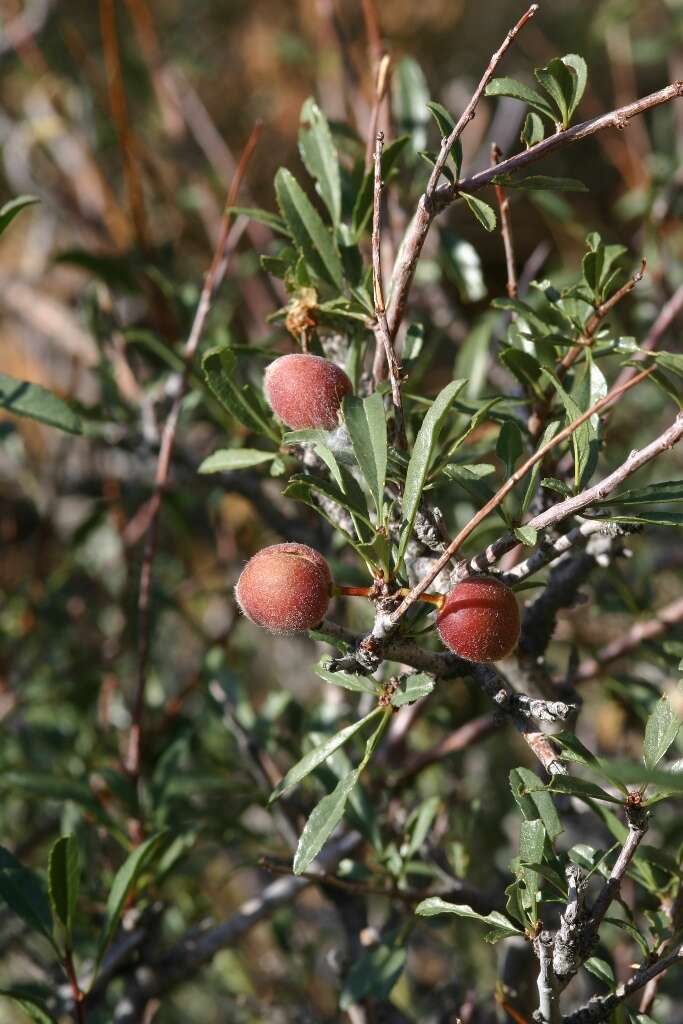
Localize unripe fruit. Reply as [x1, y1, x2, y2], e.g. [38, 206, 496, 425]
[437, 576, 520, 663]
[235, 542, 332, 634]
[264, 353, 352, 430]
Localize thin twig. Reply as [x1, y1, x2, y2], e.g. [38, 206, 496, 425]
[459, 411, 683, 578]
[424, 5, 539, 202]
[491, 143, 517, 299]
[393, 714, 499, 788]
[390, 365, 662, 623]
[371, 130, 406, 447]
[612, 279, 683, 393]
[535, 931, 560, 1024]
[574, 595, 683, 683]
[562, 944, 682, 1024]
[498, 521, 614, 584]
[385, 80, 683, 341]
[365, 54, 391, 170]
[125, 122, 263, 793]
[529, 259, 646, 439]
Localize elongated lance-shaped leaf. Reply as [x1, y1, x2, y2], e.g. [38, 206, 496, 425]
[298, 98, 341, 227]
[275, 168, 344, 289]
[541, 368, 592, 490]
[0, 194, 39, 236]
[0, 846, 55, 949]
[270, 708, 383, 803]
[644, 687, 682, 769]
[484, 77, 556, 120]
[462, 194, 496, 232]
[203, 347, 280, 441]
[0, 374, 83, 435]
[48, 835, 80, 942]
[198, 449, 279, 473]
[343, 393, 387, 523]
[0, 990, 56, 1023]
[415, 897, 522, 936]
[292, 710, 390, 874]
[95, 832, 167, 970]
[397, 379, 467, 565]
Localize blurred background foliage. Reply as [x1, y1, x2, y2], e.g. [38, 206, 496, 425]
[0, 0, 682, 1022]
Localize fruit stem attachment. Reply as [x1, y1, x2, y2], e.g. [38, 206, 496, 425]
[334, 584, 444, 609]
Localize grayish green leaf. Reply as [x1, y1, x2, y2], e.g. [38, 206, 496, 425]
[343, 393, 387, 521]
[47, 836, 79, 941]
[294, 768, 360, 875]
[0, 847, 54, 947]
[462, 193, 497, 232]
[275, 168, 344, 289]
[198, 449, 278, 473]
[0, 374, 83, 435]
[298, 98, 341, 226]
[391, 673, 435, 707]
[415, 897, 522, 935]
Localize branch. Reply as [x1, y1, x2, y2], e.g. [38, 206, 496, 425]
[386, 79, 683, 340]
[612, 279, 683, 392]
[125, 122, 262, 790]
[458, 411, 683, 578]
[498, 521, 621, 584]
[424, 5, 539, 202]
[529, 259, 646, 440]
[534, 931, 560, 1024]
[390, 366, 661, 623]
[492, 142, 518, 299]
[562, 944, 682, 1024]
[574, 594, 683, 682]
[556, 804, 649, 989]
[372, 130, 407, 447]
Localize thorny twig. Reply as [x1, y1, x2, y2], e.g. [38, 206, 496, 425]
[562, 944, 682, 1023]
[125, 123, 262, 793]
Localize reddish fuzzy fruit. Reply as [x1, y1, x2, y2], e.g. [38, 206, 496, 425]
[235, 542, 332, 634]
[264, 353, 352, 430]
[437, 576, 520, 663]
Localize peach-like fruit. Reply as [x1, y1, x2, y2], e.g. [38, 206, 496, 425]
[264, 353, 352, 430]
[437, 576, 520, 663]
[235, 542, 332, 633]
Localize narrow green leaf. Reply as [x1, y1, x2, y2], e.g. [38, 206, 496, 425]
[535, 58, 575, 128]
[0, 374, 83, 435]
[198, 449, 277, 473]
[95, 832, 167, 969]
[0, 991, 56, 1024]
[227, 206, 291, 237]
[561, 54, 588, 121]
[541, 368, 590, 490]
[203, 347, 279, 440]
[484, 77, 555, 120]
[584, 956, 615, 985]
[392, 58, 430, 155]
[270, 709, 381, 803]
[340, 944, 406, 1010]
[519, 820, 546, 922]
[643, 692, 681, 769]
[592, 481, 683, 507]
[298, 98, 341, 226]
[275, 168, 344, 289]
[415, 897, 522, 935]
[352, 136, 409, 237]
[391, 673, 435, 707]
[47, 836, 79, 940]
[509, 767, 563, 840]
[461, 193, 497, 232]
[496, 420, 523, 477]
[315, 661, 382, 696]
[520, 112, 545, 148]
[0, 195, 39, 236]
[343, 393, 387, 521]
[547, 776, 623, 804]
[514, 525, 538, 546]
[293, 768, 360, 874]
[426, 101, 463, 176]
[494, 174, 587, 192]
[398, 379, 466, 564]
[0, 847, 54, 947]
